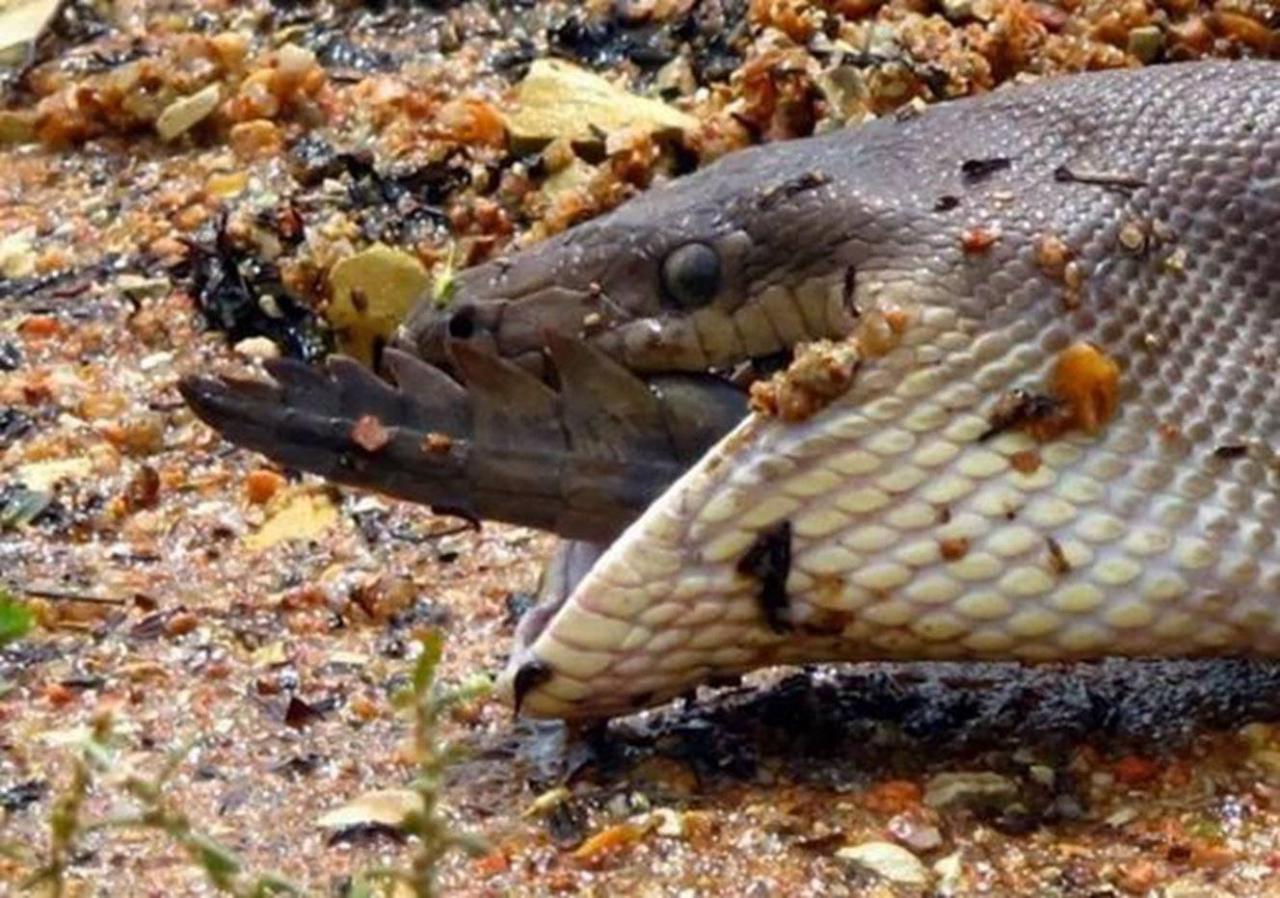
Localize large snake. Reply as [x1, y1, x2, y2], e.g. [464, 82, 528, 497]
[183, 60, 1280, 719]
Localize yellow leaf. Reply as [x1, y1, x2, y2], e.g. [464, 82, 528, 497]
[15, 458, 92, 491]
[251, 640, 289, 668]
[317, 788, 423, 829]
[0, 0, 61, 67]
[244, 490, 338, 552]
[505, 59, 697, 149]
[327, 244, 430, 365]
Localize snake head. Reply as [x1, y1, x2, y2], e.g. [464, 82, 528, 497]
[395, 142, 876, 379]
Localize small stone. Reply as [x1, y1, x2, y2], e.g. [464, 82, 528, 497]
[275, 42, 316, 78]
[229, 119, 284, 161]
[120, 412, 166, 456]
[116, 274, 171, 297]
[155, 83, 222, 141]
[655, 55, 696, 97]
[836, 841, 929, 885]
[1127, 25, 1165, 63]
[0, 227, 36, 279]
[234, 336, 281, 360]
[1104, 805, 1139, 828]
[650, 807, 685, 838]
[244, 489, 338, 551]
[923, 772, 1018, 811]
[1028, 765, 1055, 787]
[888, 810, 943, 852]
[1117, 220, 1147, 253]
[165, 611, 200, 637]
[125, 464, 161, 510]
[933, 851, 964, 895]
[244, 469, 286, 505]
[572, 822, 644, 861]
[1239, 722, 1274, 749]
[816, 65, 869, 126]
[523, 786, 572, 818]
[210, 30, 250, 69]
[207, 170, 250, 198]
[0, 109, 36, 145]
[1250, 748, 1280, 777]
[1162, 880, 1232, 898]
[1116, 859, 1159, 894]
[16, 458, 92, 491]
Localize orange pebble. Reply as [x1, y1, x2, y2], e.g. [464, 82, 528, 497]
[572, 823, 642, 864]
[862, 779, 923, 814]
[961, 226, 999, 253]
[1050, 342, 1120, 433]
[1010, 449, 1042, 474]
[229, 119, 283, 161]
[1113, 754, 1160, 785]
[245, 468, 286, 504]
[165, 611, 200, 637]
[19, 315, 60, 339]
[474, 851, 510, 877]
[44, 682, 76, 708]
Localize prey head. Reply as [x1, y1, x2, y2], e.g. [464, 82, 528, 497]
[396, 138, 873, 377]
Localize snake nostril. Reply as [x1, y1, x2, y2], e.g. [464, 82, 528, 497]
[447, 306, 477, 340]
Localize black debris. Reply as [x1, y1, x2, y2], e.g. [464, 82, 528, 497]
[1213, 444, 1249, 460]
[1053, 165, 1146, 190]
[182, 219, 332, 362]
[0, 407, 34, 444]
[757, 171, 832, 211]
[0, 779, 46, 813]
[980, 389, 1062, 441]
[961, 157, 1012, 182]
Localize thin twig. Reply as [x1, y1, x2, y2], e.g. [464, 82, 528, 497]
[16, 586, 128, 606]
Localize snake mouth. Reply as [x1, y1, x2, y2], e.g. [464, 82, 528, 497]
[397, 251, 857, 389]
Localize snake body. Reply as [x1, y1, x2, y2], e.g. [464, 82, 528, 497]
[183, 61, 1280, 719]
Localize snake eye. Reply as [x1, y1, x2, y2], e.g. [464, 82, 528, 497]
[660, 242, 721, 308]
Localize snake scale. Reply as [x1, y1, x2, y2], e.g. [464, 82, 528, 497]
[183, 60, 1280, 719]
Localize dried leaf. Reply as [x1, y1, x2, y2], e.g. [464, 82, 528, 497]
[251, 641, 289, 668]
[327, 244, 430, 365]
[317, 788, 424, 829]
[505, 59, 697, 149]
[155, 83, 221, 141]
[244, 490, 339, 552]
[0, 0, 60, 67]
[14, 457, 92, 491]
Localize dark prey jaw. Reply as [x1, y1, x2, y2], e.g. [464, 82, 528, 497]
[180, 335, 748, 544]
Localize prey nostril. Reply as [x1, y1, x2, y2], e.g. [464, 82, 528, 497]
[447, 306, 477, 340]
